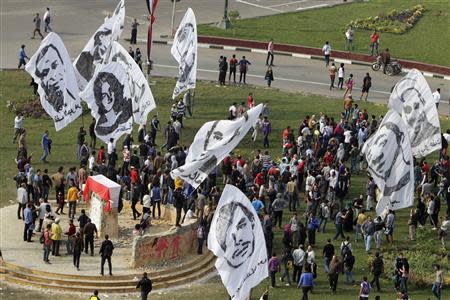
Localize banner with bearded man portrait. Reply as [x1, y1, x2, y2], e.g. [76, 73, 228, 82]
[362, 110, 414, 215]
[25, 32, 82, 131]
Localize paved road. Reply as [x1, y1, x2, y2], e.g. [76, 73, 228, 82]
[148, 42, 450, 114]
[1, 0, 347, 69]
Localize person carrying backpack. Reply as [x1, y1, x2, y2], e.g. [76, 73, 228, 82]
[99, 235, 114, 276]
[359, 276, 371, 300]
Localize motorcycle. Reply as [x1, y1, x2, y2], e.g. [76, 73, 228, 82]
[371, 55, 402, 76]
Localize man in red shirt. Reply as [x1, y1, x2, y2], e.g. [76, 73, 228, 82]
[282, 126, 290, 143]
[247, 93, 254, 108]
[370, 30, 380, 56]
[96, 146, 105, 165]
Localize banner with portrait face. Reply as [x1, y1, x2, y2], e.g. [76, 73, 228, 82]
[73, 0, 125, 91]
[171, 8, 197, 99]
[388, 69, 441, 157]
[25, 32, 82, 131]
[171, 104, 264, 188]
[208, 184, 268, 300]
[79, 61, 133, 144]
[362, 110, 414, 215]
[109, 42, 156, 125]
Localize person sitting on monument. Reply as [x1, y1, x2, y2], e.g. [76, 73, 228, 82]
[140, 212, 152, 231]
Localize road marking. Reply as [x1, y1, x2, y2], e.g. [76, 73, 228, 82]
[334, 58, 352, 65]
[198, 43, 211, 48]
[235, 0, 283, 12]
[223, 46, 237, 51]
[422, 72, 434, 78]
[251, 49, 267, 54]
[296, 4, 329, 11]
[153, 63, 391, 95]
[444, 76, 450, 81]
[268, 0, 308, 8]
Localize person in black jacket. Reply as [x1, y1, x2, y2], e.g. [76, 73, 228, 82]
[99, 234, 114, 276]
[173, 187, 185, 227]
[371, 252, 384, 292]
[136, 272, 152, 300]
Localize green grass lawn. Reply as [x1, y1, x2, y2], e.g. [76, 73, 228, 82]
[198, 0, 450, 67]
[0, 70, 448, 299]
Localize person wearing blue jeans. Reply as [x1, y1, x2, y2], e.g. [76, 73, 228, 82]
[362, 216, 375, 252]
[333, 210, 345, 240]
[41, 130, 50, 162]
[432, 265, 443, 299]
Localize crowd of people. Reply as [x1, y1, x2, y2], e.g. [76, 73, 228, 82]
[11, 85, 449, 299]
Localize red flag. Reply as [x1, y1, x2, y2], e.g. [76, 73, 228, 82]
[146, 0, 158, 62]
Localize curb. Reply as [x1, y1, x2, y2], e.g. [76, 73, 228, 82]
[139, 38, 450, 80]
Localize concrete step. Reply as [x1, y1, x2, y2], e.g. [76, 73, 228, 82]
[2, 259, 217, 293]
[0, 253, 215, 288]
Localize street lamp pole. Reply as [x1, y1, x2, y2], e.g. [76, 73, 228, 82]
[218, 0, 231, 29]
[170, 0, 177, 37]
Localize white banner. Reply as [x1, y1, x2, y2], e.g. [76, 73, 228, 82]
[25, 32, 82, 131]
[171, 104, 264, 188]
[208, 184, 268, 300]
[109, 42, 156, 125]
[79, 61, 133, 144]
[171, 8, 197, 99]
[388, 69, 441, 157]
[362, 110, 414, 215]
[73, 0, 125, 91]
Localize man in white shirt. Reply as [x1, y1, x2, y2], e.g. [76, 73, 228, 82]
[292, 244, 305, 282]
[322, 41, 332, 67]
[88, 151, 96, 175]
[433, 88, 441, 108]
[107, 138, 115, 155]
[17, 183, 28, 219]
[43, 7, 52, 33]
[228, 102, 237, 120]
[13, 112, 24, 143]
[345, 27, 354, 52]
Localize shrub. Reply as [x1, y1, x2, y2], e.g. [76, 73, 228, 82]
[346, 4, 425, 34]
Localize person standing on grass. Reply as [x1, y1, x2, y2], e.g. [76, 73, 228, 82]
[261, 116, 272, 148]
[268, 252, 280, 288]
[130, 18, 139, 44]
[238, 56, 251, 85]
[266, 39, 274, 66]
[89, 118, 96, 149]
[322, 239, 334, 274]
[298, 264, 314, 300]
[328, 255, 341, 294]
[99, 234, 114, 276]
[370, 252, 384, 292]
[385, 210, 395, 244]
[359, 276, 371, 300]
[345, 27, 355, 52]
[337, 63, 345, 90]
[322, 41, 331, 67]
[13, 112, 24, 144]
[136, 272, 153, 300]
[370, 30, 380, 56]
[343, 73, 354, 99]
[362, 216, 375, 253]
[43, 7, 52, 32]
[265, 66, 274, 87]
[432, 264, 443, 300]
[40, 130, 50, 162]
[32, 13, 44, 39]
[329, 63, 337, 90]
[360, 73, 372, 101]
[333, 209, 345, 240]
[228, 54, 238, 84]
[73, 232, 83, 270]
[292, 244, 305, 284]
[18, 44, 29, 68]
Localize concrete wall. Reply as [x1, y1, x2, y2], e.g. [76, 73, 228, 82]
[131, 205, 199, 268]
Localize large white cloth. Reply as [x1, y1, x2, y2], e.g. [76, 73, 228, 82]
[25, 32, 82, 131]
[73, 0, 125, 91]
[388, 69, 441, 157]
[79, 61, 133, 144]
[362, 110, 414, 215]
[171, 8, 197, 99]
[109, 42, 156, 125]
[208, 184, 268, 300]
[171, 104, 264, 188]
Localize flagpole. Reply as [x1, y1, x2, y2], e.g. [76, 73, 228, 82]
[170, 0, 177, 38]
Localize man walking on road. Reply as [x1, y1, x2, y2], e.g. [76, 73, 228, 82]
[130, 18, 139, 44]
[43, 7, 52, 33]
[136, 272, 153, 300]
[360, 73, 372, 101]
[18, 45, 29, 69]
[329, 63, 337, 90]
[266, 39, 274, 66]
[99, 234, 114, 276]
[322, 41, 331, 67]
[32, 13, 44, 39]
[433, 88, 441, 108]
